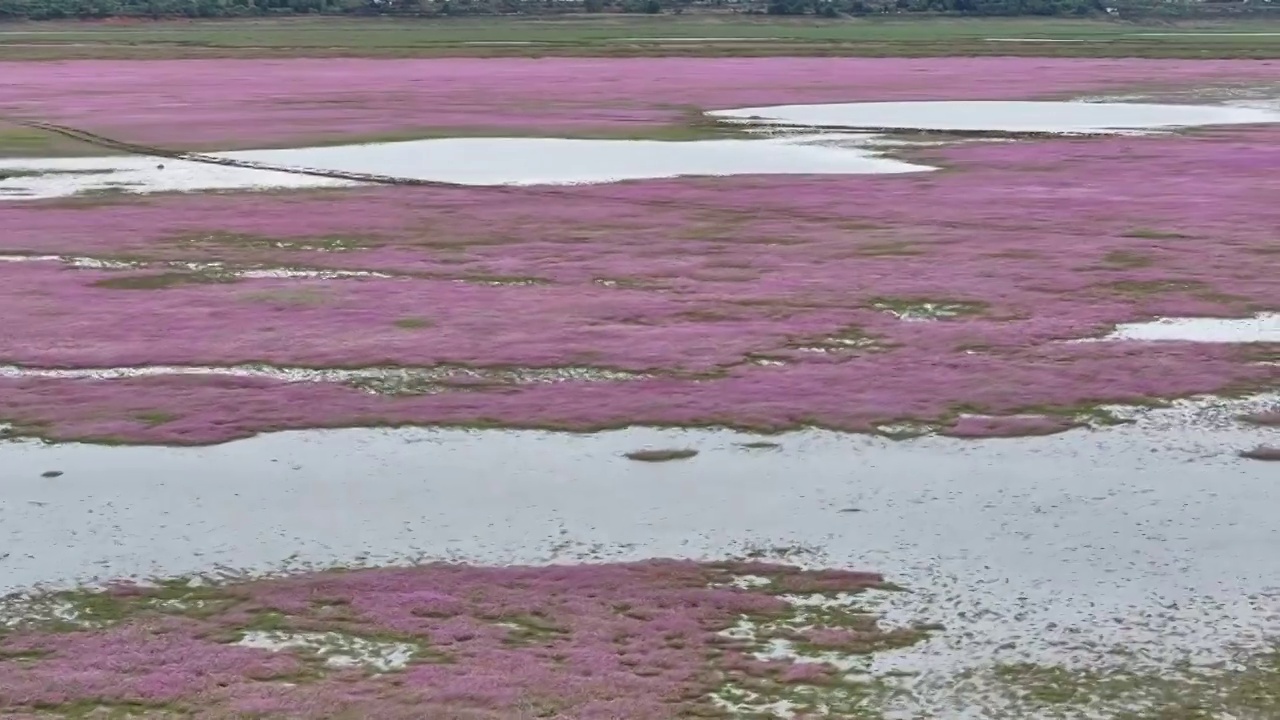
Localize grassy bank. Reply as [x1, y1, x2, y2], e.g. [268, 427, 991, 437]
[1, 16, 1279, 59]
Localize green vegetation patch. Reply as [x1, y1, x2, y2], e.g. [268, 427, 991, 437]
[972, 652, 1280, 719]
[624, 448, 699, 462]
[92, 272, 241, 290]
[1097, 249, 1157, 269]
[868, 297, 988, 321]
[168, 231, 380, 252]
[1122, 228, 1194, 240]
[712, 574, 935, 718]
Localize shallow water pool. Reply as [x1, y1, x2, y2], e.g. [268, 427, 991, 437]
[0, 134, 930, 200]
[220, 134, 930, 185]
[708, 100, 1280, 134]
[1099, 312, 1280, 343]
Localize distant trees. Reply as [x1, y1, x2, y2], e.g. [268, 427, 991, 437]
[0, 0, 1270, 19]
[0, 0, 349, 19]
[763, 0, 1099, 15]
[885, 0, 1104, 14]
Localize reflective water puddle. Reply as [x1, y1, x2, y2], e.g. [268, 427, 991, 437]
[0, 134, 929, 200]
[708, 100, 1280, 134]
[220, 134, 930, 186]
[1088, 312, 1280, 343]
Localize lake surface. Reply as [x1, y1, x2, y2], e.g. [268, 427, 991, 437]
[3, 392, 1278, 690]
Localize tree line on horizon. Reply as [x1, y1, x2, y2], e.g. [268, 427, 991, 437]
[0, 0, 1270, 21]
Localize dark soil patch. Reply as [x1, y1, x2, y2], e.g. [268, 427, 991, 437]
[625, 448, 699, 462]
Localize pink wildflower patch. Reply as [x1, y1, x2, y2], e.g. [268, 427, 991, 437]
[1, 60, 1276, 444]
[0, 561, 900, 719]
[0, 57, 1275, 147]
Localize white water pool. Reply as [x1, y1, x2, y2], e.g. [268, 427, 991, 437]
[0, 133, 930, 200]
[708, 100, 1280, 134]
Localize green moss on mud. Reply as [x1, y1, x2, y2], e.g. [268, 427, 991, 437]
[92, 272, 241, 290]
[134, 411, 179, 427]
[1122, 228, 1193, 240]
[168, 230, 381, 252]
[977, 652, 1280, 719]
[855, 241, 925, 257]
[867, 297, 988, 320]
[1098, 249, 1157, 269]
[625, 448, 699, 462]
[391, 316, 433, 329]
[711, 574, 934, 719]
[1097, 279, 1209, 297]
[0, 125, 118, 159]
[737, 441, 782, 450]
[495, 613, 572, 646]
[0, 580, 245, 633]
[24, 699, 180, 718]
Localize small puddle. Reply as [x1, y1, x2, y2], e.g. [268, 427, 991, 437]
[0, 363, 649, 394]
[1084, 312, 1279, 344]
[707, 101, 1280, 134]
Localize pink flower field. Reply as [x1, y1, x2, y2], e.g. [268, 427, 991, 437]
[2, 53, 1279, 720]
[0, 57, 1276, 444]
[1, 57, 1277, 147]
[0, 561, 908, 719]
